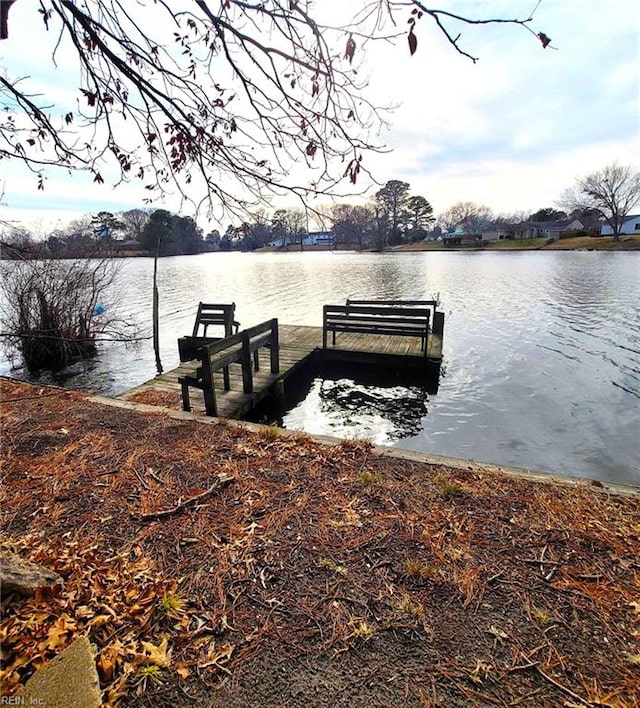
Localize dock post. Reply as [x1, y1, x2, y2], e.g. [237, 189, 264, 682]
[322, 307, 327, 349]
[270, 319, 280, 374]
[180, 380, 191, 412]
[241, 332, 254, 393]
[200, 347, 218, 416]
[433, 311, 444, 337]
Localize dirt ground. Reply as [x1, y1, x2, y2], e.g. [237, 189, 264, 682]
[1, 378, 639, 707]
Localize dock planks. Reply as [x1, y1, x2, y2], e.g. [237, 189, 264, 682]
[119, 324, 442, 419]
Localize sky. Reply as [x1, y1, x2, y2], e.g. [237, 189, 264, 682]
[1, 0, 639, 233]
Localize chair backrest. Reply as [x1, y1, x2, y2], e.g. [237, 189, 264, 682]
[192, 302, 237, 338]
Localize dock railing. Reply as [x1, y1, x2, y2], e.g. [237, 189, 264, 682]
[179, 318, 279, 416]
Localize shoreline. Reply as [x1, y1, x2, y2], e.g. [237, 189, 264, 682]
[257, 234, 640, 254]
[95, 389, 639, 495]
[2, 235, 638, 261]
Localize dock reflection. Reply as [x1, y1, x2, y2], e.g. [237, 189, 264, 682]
[247, 357, 440, 443]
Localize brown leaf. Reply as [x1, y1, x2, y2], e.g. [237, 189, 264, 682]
[176, 663, 191, 679]
[344, 36, 356, 63]
[97, 647, 118, 681]
[408, 30, 418, 56]
[538, 32, 551, 48]
[137, 636, 171, 667]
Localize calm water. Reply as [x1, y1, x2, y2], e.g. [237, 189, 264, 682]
[1, 251, 638, 485]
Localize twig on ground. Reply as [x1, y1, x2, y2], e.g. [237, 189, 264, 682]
[535, 665, 596, 707]
[139, 473, 234, 522]
[147, 467, 165, 485]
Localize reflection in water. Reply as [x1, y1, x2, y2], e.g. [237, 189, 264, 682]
[314, 378, 428, 442]
[249, 358, 436, 445]
[1, 251, 638, 485]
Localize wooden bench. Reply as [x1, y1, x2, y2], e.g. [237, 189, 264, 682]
[323, 302, 431, 356]
[177, 302, 241, 362]
[178, 318, 279, 416]
[346, 299, 444, 340]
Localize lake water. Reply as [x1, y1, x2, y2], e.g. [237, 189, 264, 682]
[1, 251, 638, 486]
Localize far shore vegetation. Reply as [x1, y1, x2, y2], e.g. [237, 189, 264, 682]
[1, 166, 638, 373]
[3, 164, 640, 260]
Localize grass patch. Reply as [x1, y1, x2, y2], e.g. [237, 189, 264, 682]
[356, 470, 376, 485]
[159, 592, 184, 617]
[432, 474, 467, 499]
[319, 557, 348, 576]
[259, 425, 281, 440]
[402, 558, 440, 581]
[488, 237, 547, 249]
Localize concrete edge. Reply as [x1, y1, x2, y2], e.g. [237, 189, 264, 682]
[86, 393, 640, 498]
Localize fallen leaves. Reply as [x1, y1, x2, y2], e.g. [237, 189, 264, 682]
[136, 636, 171, 668]
[0, 535, 187, 704]
[1, 378, 640, 706]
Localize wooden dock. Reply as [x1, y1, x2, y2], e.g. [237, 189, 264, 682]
[119, 324, 442, 420]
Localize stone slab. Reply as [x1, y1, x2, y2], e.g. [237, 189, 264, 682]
[16, 636, 101, 708]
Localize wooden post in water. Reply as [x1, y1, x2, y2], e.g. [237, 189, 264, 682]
[270, 319, 280, 373]
[152, 238, 163, 374]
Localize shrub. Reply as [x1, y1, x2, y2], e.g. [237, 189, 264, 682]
[0, 256, 132, 370]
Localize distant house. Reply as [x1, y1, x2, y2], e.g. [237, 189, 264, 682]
[302, 231, 333, 246]
[114, 239, 143, 252]
[478, 224, 507, 242]
[443, 218, 507, 245]
[267, 232, 332, 248]
[423, 226, 442, 242]
[520, 218, 583, 240]
[600, 214, 640, 236]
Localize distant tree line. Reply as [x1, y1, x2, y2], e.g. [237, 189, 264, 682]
[0, 198, 609, 261]
[2, 162, 638, 259]
[0, 208, 207, 259]
[203, 181, 437, 252]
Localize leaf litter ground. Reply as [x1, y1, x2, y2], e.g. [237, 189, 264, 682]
[1, 378, 639, 707]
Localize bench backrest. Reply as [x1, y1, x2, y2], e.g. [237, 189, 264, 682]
[346, 299, 437, 319]
[192, 302, 238, 338]
[196, 318, 279, 400]
[346, 299, 438, 308]
[324, 304, 431, 325]
[196, 318, 277, 362]
[346, 299, 444, 338]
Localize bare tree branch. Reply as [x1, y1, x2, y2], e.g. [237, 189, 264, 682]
[560, 163, 640, 241]
[1, 1, 552, 218]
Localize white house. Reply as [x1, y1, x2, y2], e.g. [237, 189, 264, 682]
[268, 231, 333, 248]
[302, 231, 333, 246]
[600, 214, 640, 236]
